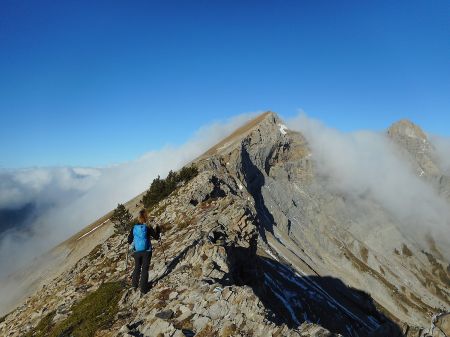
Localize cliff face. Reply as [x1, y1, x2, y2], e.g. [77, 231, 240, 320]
[1, 112, 449, 337]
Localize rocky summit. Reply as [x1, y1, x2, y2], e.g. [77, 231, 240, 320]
[1, 112, 449, 337]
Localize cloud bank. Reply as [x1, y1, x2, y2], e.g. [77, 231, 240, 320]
[430, 135, 450, 174]
[0, 113, 258, 296]
[287, 114, 450, 258]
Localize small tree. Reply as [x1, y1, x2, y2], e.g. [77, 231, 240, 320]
[111, 203, 133, 235]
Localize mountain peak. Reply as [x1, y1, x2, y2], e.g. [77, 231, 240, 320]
[387, 119, 428, 141]
[199, 111, 286, 159]
[387, 119, 441, 177]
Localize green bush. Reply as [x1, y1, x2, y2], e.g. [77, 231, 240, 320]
[143, 165, 198, 209]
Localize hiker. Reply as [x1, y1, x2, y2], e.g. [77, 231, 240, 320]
[128, 209, 161, 293]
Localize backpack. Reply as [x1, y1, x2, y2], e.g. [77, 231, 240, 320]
[133, 224, 150, 252]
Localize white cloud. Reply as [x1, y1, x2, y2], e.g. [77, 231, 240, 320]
[0, 112, 258, 307]
[430, 135, 450, 174]
[287, 113, 450, 258]
[0, 167, 100, 211]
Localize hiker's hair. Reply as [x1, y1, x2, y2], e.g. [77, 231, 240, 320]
[138, 209, 147, 223]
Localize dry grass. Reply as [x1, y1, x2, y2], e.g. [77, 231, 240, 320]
[192, 264, 203, 278]
[341, 245, 434, 314]
[199, 199, 216, 210]
[64, 211, 113, 248]
[154, 301, 166, 309]
[173, 314, 194, 331]
[220, 324, 237, 337]
[176, 213, 196, 230]
[360, 246, 369, 263]
[156, 287, 172, 302]
[196, 324, 215, 337]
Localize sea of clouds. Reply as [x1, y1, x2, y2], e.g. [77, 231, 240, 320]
[0, 113, 258, 301]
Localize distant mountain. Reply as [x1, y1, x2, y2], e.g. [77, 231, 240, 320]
[2, 112, 449, 337]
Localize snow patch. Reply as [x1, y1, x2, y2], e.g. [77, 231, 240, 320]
[278, 124, 288, 135]
[264, 274, 300, 325]
[265, 248, 279, 261]
[77, 219, 110, 241]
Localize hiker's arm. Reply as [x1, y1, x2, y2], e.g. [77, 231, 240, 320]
[147, 226, 154, 241]
[148, 225, 160, 240]
[127, 227, 133, 244]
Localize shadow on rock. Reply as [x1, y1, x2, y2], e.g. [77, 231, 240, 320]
[251, 255, 404, 337]
[241, 145, 275, 236]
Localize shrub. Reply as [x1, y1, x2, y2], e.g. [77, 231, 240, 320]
[143, 165, 198, 209]
[401, 243, 413, 257]
[0, 313, 9, 324]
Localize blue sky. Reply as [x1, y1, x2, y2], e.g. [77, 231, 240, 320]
[1, 0, 449, 168]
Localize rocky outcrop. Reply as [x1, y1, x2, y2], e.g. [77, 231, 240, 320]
[388, 119, 450, 203]
[387, 119, 440, 177]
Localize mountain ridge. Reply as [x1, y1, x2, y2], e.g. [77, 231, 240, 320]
[1, 112, 449, 337]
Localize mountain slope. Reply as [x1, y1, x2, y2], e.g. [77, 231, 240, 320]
[1, 112, 449, 337]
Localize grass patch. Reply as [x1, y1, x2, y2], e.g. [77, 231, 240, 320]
[24, 311, 56, 337]
[25, 282, 125, 337]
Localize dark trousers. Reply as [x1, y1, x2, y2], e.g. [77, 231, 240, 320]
[132, 250, 152, 293]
